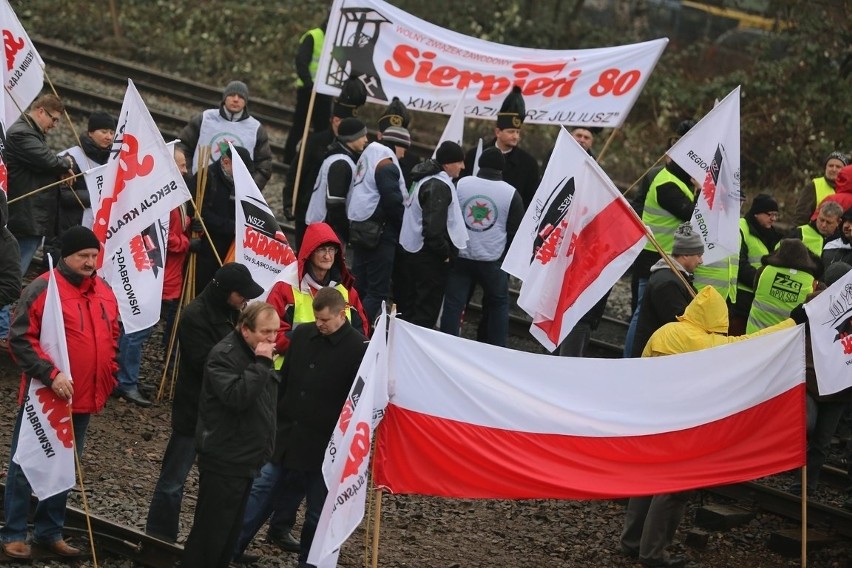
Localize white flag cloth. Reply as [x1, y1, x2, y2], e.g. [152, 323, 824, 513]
[91, 80, 191, 270]
[431, 90, 466, 159]
[0, 0, 44, 128]
[308, 308, 390, 567]
[13, 257, 75, 500]
[471, 138, 483, 177]
[667, 86, 741, 265]
[805, 269, 852, 395]
[230, 142, 296, 296]
[317, 0, 666, 128]
[502, 128, 646, 351]
[106, 216, 169, 333]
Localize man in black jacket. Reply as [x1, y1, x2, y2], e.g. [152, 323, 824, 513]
[234, 287, 367, 567]
[1, 94, 74, 343]
[398, 141, 468, 327]
[182, 301, 280, 568]
[145, 262, 263, 543]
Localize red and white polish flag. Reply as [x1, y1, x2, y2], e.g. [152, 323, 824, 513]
[230, 142, 296, 298]
[502, 127, 647, 351]
[308, 307, 389, 568]
[13, 257, 76, 500]
[374, 319, 805, 499]
[805, 269, 852, 396]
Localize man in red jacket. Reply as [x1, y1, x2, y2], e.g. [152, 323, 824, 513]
[2, 225, 119, 559]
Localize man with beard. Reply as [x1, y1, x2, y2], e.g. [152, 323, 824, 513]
[304, 117, 369, 243]
[189, 145, 254, 292]
[727, 194, 784, 334]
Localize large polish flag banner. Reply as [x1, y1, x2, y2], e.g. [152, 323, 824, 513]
[374, 319, 805, 499]
[502, 127, 646, 351]
[0, 0, 44, 128]
[667, 86, 741, 265]
[92, 80, 192, 270]
[308, 310, 390, 568]
[13, 257, 76, 500]
[230, 142, 296, 296]
[316, 0, 666, 128]
[805, 269, 852, 396]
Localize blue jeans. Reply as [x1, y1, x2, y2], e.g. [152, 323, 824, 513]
[233, 462, 305, 556]
[351, 239, 396, 324]
[440, 258, 509, 346]
[116, 324, 155, 392]
[623, 277, 648, 357]
[145, 431, 197, 542]
[0, 235, 42, 339]
[0, 407, 90, 544]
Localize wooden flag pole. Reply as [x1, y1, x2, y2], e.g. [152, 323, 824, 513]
[70, 409, 99, 567]
[595, 128, 619, 164]
[290, 87, 319, 216]
[370, 488, 383, 568]
[802, 466, 807, 567]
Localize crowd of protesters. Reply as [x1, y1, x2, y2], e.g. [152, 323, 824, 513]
[0, 38, 850, 568]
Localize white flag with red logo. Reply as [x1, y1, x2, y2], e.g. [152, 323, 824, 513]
[13, 257, 76, 500]
[667, 86, 741, 265]
[106, 216, 169, 333]
[502, 127, 647, 351]
[805, 269, 852, 395]
[374, 318, 805, 499]
[308, 308, 390, 567]
[0, 0, 44, 128]
[230, 142, 296, 296]
[431, 90, 466, 159]
[92, 80, 191, 269]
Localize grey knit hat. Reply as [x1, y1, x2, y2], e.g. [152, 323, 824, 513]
[223, 80, 249, 101]
[826, 151, 849, 167]
[672, 223, 704, 256]
[381, 126, 410, 148]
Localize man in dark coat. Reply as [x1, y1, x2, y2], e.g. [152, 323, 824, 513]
[631, 224, 704, 357]
[1, 94, 75, 342]
[0, 191, 22, 317]
[188, 146, 253, 292]
[182, 302, 281, 568]
[145, 262, 264, 543]
[462, 86, 540, 210]
[236, 287, 366, 567]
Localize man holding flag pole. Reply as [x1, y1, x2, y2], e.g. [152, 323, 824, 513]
[2, 226, 119, 559]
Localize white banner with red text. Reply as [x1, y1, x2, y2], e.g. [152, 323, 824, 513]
[13, 257, 75, 500]
[0, 0, 44, 129]
[231, 142, 296, 296]
[805, 268, 852, 396]
[91, 80, 191, 270]
[316, 0, 667, 128]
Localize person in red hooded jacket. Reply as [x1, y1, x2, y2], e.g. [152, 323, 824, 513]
[813, 164, 852, 221]
[2, 226, 119, 559]
[266, 222, 368, 356]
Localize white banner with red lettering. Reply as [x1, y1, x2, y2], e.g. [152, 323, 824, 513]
[316, 0, 667, 127]
[805, 269, 852, 396]
[231, 143, 296, 296]
[13, 257, 76, 500]
[308, 307, 389, 568]
[667, 86, 741, 265]
[0, 0, 44, 128]
[502, 127, 646, 351]
[106, 216, 169, 333]
[91, 80, 191, 270]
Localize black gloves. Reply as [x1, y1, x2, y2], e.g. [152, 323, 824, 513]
[789, 304, 808, 325]
[190, 218, 204, 233]
[189, 238, 203, 253]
